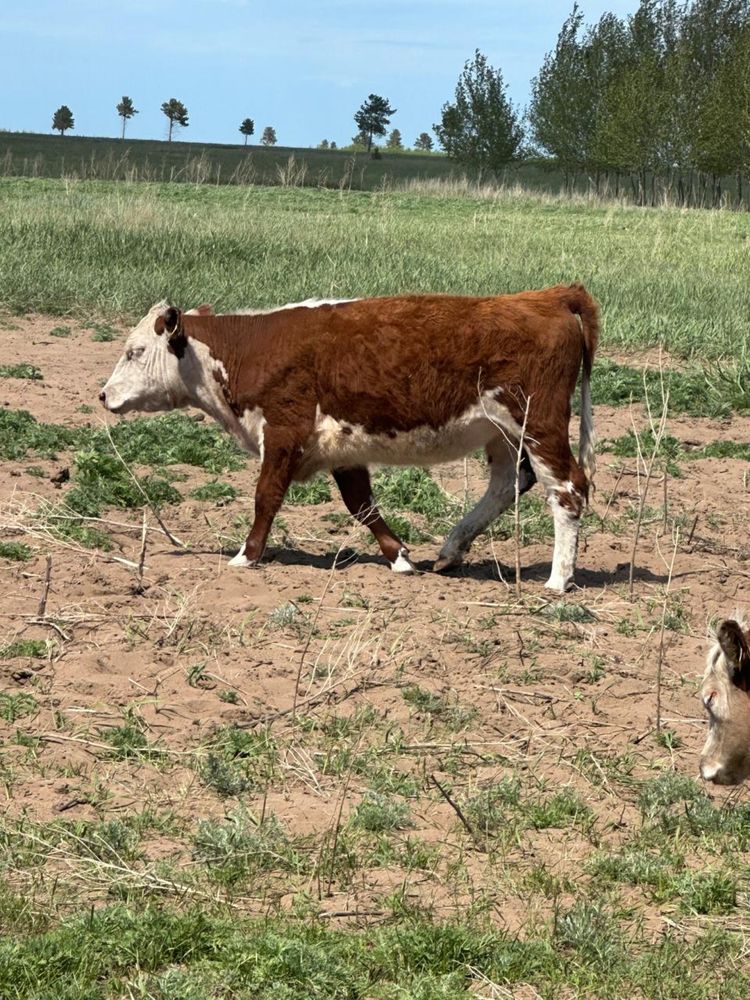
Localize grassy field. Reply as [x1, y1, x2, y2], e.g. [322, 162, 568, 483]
[1, 177, 749, 360]
[0, 131, 460, 190]
[3, 178, 750, 998]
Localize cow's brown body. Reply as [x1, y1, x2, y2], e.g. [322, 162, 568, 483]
[101, 284, 599, 589]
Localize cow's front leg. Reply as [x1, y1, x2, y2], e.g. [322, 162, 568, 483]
[228, 438, 297, 568]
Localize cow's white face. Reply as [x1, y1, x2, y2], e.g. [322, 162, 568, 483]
[100, 302, 185, 414]
[700, 618, 750, 785]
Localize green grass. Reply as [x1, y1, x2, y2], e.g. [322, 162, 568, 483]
[1, 900, 748, 1000]
[189, 480, 238, 503]
[1, 179, 749, 362]
[0, 541, 32, 562]
[0, 692, 38, 722]
[49, 325, 71, 338]
[0, 363, 42, 380]
[0, 640, 48, 660]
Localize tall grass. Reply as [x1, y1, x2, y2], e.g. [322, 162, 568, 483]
[1, 178, 748, 359]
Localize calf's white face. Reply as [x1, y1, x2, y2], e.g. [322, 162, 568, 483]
[99, 302, 185, 414]
[699, 618, 750, 785]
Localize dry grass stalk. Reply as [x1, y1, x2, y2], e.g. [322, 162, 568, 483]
[514, 394, 532, 598]
[628, 359, 670, 600]
[100, 419, 186, 548]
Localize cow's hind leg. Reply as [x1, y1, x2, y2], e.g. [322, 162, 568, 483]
[332, 466, 415, 573]
[525, 441, 588, 593]
[434, 437, 536, 572]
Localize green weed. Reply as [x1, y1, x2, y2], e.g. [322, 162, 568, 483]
[0, 640, 48, 660]
[189, 480, 238, 503]
[49, 325, 71, 338]
[0, 363, 42, 380]
[0, 541, 32, 562]
[350, 792, 412, 833]
[0, 692, 38, 722]
[287, 475, 332, 505]
[89, 323, 117, 342]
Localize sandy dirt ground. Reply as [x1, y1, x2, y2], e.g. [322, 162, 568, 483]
[2, 313, 750, 929]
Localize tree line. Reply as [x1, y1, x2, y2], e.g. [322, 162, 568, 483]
[436, 0, 750, 207]
[47, 1, 750, 206]
[51, 99, 279, 147]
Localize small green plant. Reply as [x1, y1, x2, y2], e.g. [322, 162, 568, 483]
[24, 465, 46, 478]
[351, 792, 412, 832]
[678, 870, 737, 915]
[199, 726, 277, 797]
[73, 818, 142, 863]
[526, 789, 592, 830]
[102, 718, 163, 762]
[287, 475, 332, 505]
[49, 325, 71, 338]
[218, 689, 239, 704]
[0, 541, 32, 562]
[0, 640, 48, 660]
[193, 809, 302, 884]
[656, 729, 682, 750]
[0, 363, 42, 380]
[555, 900, 621, 965]
[189, 480, 238, 503]
[540, 601, 596, 624]
[462, 779, 521, 835]
[65, 450, 181, 517]
[638, 772, 703, 816]
[89, 323, 118, 342]
[0, 692, 38, 723]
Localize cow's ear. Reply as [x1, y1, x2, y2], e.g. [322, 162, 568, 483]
[186, 303, 213, 316]
[717, 620, 750, 691]
[154, 308, 187, 358]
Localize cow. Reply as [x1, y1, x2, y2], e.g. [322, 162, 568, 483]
[699, 616, 750, 785]
[99, 284, 599, 592]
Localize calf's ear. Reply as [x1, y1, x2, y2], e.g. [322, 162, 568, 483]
[154, 307, 187, 359]
[186, 304, 213, 316]
[718, 620, 750, 691]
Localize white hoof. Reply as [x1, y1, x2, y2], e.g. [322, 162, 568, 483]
[390, 548, 416, 574]
[544, 574, 573, 594]
[228, 543, 252, 568]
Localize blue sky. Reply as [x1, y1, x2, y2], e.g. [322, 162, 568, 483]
[2, 1, 637, 148]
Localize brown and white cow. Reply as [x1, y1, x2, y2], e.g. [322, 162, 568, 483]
[100, 285, 599, 591]
[699, 617, 750, 784]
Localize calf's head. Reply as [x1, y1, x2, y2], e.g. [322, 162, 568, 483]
[99, 302, 211, 414]
[700, 618, 750, 785]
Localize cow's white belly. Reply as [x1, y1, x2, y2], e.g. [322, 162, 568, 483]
[296, 395, 521, 478]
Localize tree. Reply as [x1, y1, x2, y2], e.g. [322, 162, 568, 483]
[116, 96, 138, 139]
[414, 132, 434, 151]
[317, 139, 330, 149]
[52, 105, 74, 136]
[261, 126, 277, 146]
[239, 118, 255, 145]
[161, 98, 189, 142]
[354, 94, 396, 151]
[434, 50, 523, 176]
[350, 131, 368, 150]
[330, 141, 338, 150]
[386, 128, 403, 149]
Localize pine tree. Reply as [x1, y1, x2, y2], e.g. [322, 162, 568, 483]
[161, 99, 189, 142]
[116, 96, 138, 139]
[261, 126, 277, 146]
[414, 132, 434, 151]
[52, 105, 74, 136]
[239, 118, 255, 145]
[354, 95, 396, 151]
[386, 128, 403, 149]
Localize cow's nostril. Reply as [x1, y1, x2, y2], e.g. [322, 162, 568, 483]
[98, 391, 106, 404]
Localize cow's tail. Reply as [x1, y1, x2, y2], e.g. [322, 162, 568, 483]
[566, 284, 599, 489]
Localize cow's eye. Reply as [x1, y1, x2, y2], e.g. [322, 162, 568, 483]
[126, 348, 145, 362]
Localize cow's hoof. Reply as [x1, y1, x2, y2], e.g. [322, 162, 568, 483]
[433, 553, 462, 573]
[228, 544, 256, 568]
[390, 548, 416, 574]
[544, 575, 574, 594]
